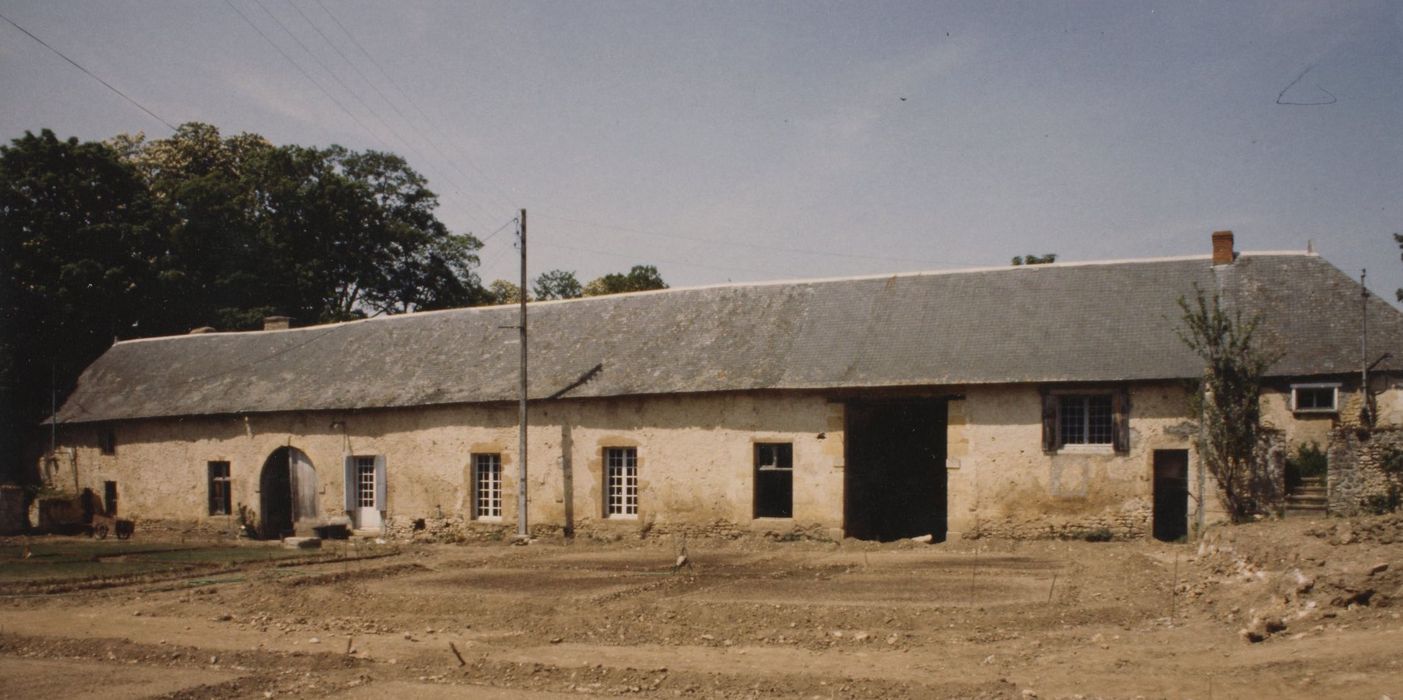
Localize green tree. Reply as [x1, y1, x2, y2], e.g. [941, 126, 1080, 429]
[583, 264, 668, 297]
[2, 123, 490, 482]
[533, 269, 583, 300]
[487, 279, 525, 305]
[0, 130, 157, 481]
[113, 123, 486, 326]
[1012, 253, 1057, 266]
[1177, 286, 1281, 523]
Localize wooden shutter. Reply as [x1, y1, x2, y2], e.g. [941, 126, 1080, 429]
[1041, 389, 1059, 453]
[1112, 387, 1131, 454]
[343, 456, 356, 511]
[373, 455, 387, 511]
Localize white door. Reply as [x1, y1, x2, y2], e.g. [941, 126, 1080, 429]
[353, 456, 382, 531]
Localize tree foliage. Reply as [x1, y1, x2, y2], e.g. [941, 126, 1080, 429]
[111, 124, 486, 327]
[1012, 253, 1057, 265]
[487, 279, 525, 305]
[583, 264, 668, 297]
[1, 123, 488, 481]
[533, 269, 582, 300]
[1, 129, 157, 481]
[1177, 286, 1281, 523]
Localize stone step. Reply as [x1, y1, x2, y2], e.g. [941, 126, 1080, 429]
[1284, 507, 1327, 518]
[1286, 495, 1328, 506]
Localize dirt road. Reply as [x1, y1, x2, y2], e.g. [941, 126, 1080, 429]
[1, 517, 1400, 698]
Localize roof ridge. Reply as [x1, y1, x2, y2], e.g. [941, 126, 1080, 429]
[114, 250, 1318, 344]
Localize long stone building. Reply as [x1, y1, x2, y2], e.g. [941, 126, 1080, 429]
[38, 232, 1403, 541]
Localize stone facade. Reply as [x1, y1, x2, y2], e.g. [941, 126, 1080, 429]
[1328, 427, 1403, 516]
[39, 379, 1388, 542]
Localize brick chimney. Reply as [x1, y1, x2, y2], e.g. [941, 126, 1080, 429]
[263, 316, 291, 331]
[1211, 230, 1235, 265]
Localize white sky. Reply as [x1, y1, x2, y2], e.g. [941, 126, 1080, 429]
[2, 1, 1399, 304]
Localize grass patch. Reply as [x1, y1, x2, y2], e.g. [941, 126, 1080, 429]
[0, 540, 321, 584]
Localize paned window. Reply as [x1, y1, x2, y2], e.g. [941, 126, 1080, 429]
[473, 453, 502, 519]
[356, 456, 377, 508]
[1059, 395, 1114, 445]
[207, 461, 231, 515]
[605, 447, 638, 517]
[1291, 384, 1339, 413]
[753, 443, 794, 518]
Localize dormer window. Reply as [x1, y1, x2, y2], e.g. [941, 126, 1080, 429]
[1291, 384, 1339, 414]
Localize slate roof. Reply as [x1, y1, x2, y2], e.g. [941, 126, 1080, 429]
[53, 253, 1403, 424]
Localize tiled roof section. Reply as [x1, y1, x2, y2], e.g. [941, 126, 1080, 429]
[54, 254, 1403, 423]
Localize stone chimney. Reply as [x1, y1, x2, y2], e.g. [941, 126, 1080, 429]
[1211, 230, 1235, 265]
[263, 316, 291, 331]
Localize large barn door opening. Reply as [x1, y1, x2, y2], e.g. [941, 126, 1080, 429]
[844, 399, 948, 542]
[259, 446, 317, 539]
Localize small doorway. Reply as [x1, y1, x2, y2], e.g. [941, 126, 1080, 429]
[844, 399, 948, 541]
[1153, 449, 1189, 541]
[345, 455, 385, 532]
[103, 481, 118, 516]
[259, 447, 317, 539]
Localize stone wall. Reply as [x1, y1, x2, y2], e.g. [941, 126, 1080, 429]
[1328, 427, 1403, 515]
[948, 383, 1204, 540]
[966, 498, 1150, 540]
[43, 392, 845, 539]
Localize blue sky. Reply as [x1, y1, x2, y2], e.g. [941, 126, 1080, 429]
[2, 1, 1399, 303]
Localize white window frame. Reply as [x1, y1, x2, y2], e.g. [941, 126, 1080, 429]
[355, 456, 377, 509]
[473, 453, 503, 521]
[1291, 383, 1340, 414]
[604, 447, 638, 519]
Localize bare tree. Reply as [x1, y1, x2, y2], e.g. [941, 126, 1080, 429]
[1177, 286, 1281, 522]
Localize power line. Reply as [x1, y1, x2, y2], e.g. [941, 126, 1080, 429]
[480, 216, 521, 246]
[312, 0, 518, 212]
[292, 0, 509, 211]
[224, 0, 373, 141]
[225, 0, 499, 235]
[275, 0, 503, 232]
[0, 11, 176, 131]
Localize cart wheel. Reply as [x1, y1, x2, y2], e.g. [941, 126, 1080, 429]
[94, 524, 109, 540]
[117, 527, 131, 541]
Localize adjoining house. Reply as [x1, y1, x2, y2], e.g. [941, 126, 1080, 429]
[35, 232, 1403, 541]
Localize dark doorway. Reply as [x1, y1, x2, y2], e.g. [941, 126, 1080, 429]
[103, 481, 118, 516]
[260, 448, 294, 539]
[259, 446, 317, 539]
[845, 399, 948, 541]
[1153, 449, 1189, 542]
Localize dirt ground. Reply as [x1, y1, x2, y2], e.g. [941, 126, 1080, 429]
[2, 515, 1401, 699]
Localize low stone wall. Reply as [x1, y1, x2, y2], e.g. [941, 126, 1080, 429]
[966, 499, 1152, 541]
[1328, 427, 1403, 515]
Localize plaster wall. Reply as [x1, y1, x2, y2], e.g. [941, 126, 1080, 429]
[46, 380, 1379, 541]
[49, 392, 843, 535]
[945, 382, 1218, 538]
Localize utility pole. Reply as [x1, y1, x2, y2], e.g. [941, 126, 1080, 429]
[1361, 269, 1370, 426]
[517, 209, 529, 540]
